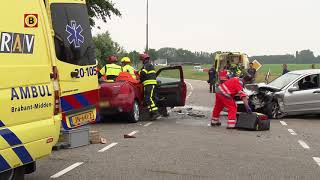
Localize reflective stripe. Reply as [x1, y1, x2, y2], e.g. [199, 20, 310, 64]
[0, 121, 5, 127]
[13, 146, 33, 164]
[0, 128, 22, 146]
[150, 85, 156, 109]
[218, 86, 231, 98]
[0, 128, 34, 172]
[0, 155, 11, 172]
[141, 69, 156, 74]
[143, 80, 157, 85]
[151, 107, 158, 111]
[227, 124, 236, 127]
[228, 120, 236, 123]
[221, 84, 231, 95]
[147, 70, 156, 74]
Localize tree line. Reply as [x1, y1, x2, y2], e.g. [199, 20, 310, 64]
[86, 2, 320, 66]
[93, 32, 320, 67]
[251, 50, 320, 64]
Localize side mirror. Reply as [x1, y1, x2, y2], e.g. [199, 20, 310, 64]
[288, 87, 299, 93]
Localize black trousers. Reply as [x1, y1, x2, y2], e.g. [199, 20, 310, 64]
[209, 82, 215, 92]
[144, 85, 158, 112]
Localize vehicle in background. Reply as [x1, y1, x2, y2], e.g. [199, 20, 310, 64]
[0, 1, 62, 178]
[193, 66, 204, 72]
[47, 0, 99, 130]
[237, 69, 320, 119]
[99, 66, 187, 122]
[214, 52, 250, 83]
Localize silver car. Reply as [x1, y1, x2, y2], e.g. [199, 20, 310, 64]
[238, 69, 320, 119]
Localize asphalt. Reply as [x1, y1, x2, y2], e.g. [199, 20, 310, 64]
[26, 79, 320, 180]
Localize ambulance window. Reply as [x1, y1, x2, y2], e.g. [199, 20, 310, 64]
[51, 3, 96, 66]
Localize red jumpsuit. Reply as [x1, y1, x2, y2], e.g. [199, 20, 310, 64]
[211, 77, 246, 128]
[218, 69, 228, 81]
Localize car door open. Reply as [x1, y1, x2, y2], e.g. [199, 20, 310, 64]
[156, 66, 187, 107]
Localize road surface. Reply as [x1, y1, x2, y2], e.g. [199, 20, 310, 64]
[26, 79, 320, 180]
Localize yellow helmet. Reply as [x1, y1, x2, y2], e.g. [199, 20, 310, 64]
[121, 57, 131, 63]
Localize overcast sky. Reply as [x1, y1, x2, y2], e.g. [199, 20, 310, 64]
[92, 0, 320, 56]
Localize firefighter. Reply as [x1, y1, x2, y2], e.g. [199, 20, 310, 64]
[121, 57, 137, 79]
[139, 53, 160, 119]
[211, 76, 253, 129]
[99, 56, 122, 82]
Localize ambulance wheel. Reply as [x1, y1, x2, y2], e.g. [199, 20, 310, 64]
[0, 166, 24, 180]
[127, 101, 140, 123]
[12, 166, 25, 180]
[0, 170, 14, 180]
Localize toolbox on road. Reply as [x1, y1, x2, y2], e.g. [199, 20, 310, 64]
[236, 113, 270, 131]
[61, 126, 90, 148]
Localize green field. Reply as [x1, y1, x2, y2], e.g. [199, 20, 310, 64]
[156, 64, 320, 82]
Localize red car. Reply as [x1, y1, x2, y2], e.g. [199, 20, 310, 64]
[99, 66, 187, 122]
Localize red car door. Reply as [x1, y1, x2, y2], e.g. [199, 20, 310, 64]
[156, 66, 187, 108]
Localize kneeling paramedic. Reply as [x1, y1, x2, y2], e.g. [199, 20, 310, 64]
[99, 56, 122, 82]
[121, 56, 137, 79]
[211, 76, 252, 129]
[139, 53, 160, 119]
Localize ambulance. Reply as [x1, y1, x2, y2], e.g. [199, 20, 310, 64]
[214, 52, 250, 82]
[0, 0, 98, 179]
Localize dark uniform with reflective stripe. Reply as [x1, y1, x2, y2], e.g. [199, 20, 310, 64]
[139, 61, 158, 113]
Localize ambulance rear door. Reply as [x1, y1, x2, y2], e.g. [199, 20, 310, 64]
[48, 1, 99, 129]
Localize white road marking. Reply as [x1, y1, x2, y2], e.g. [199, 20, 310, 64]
[280, 121, 288, 126]
[50, 162, 84, 179]
[298, 140, 310, 149]
[186, 81, 193, 100]
[144, 122, 153, 127]
[313, 157, 320, 167]
[288, 129, 297, 135]
[128, 130, 139, 136]
[98, 142, 118, 153]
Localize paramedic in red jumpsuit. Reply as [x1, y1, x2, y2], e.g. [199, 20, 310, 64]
[218, 68, 229, 83]
[211, 76, 252, 129]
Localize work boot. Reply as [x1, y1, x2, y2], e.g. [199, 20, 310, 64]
[150, 111, 161, 121]
[211, 120, 221, 127]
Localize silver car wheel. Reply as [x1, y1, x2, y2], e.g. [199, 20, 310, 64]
[272, 103, 280, 119]
[133, 101, 140, 121]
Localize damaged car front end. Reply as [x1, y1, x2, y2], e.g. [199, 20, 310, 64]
[242, 83, 285, 119]
[237, 72, 303, 119]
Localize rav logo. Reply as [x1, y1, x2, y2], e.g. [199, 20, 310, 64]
[66, 20, 84, 48]
[0, 32, 35, 54]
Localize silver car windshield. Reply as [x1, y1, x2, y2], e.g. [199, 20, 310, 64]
[268, 73, 300, 89]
